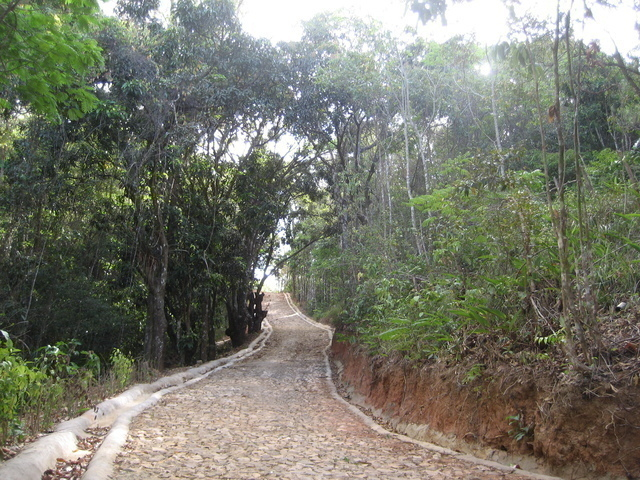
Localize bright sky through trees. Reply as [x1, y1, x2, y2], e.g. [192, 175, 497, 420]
[238, 0, 638, 55]
[100, 0, 638, 55]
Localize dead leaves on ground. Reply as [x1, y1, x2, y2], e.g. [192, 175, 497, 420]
[41, 427, 109, 480]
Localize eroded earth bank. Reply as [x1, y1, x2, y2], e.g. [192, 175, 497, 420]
[331, 340, 640, 480]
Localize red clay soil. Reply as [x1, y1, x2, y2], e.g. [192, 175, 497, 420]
[331, 339, 640, 480]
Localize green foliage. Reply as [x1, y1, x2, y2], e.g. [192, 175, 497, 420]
[462, 363, 485, 385]
[82, 350, 102, 380]
[36, 339, 83, 378]
[450, 305, 509, 333]
[0, 0, 104, 119]
[109, 348, 134, 391]
[344, 274, 457, 358]
[0, 330, 143, 447]
[0, 330, 46, 445]
[535, 329, 565, 347]
[0, 0, 637, 427]
[507, 413, 533, 442]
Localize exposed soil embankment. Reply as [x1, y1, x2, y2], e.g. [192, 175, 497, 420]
[331, 339, 640, 480]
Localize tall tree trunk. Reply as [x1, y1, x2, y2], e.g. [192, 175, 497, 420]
[550, 4, 589, 371]
[399, 60, 426, 257]
[565, 19, 602, 362]
[139, 226, 169, 369]
[225, 286, 248, 347]
[489, 61, 505, 177]
[200, 290, 212, 362]
[383, 153, 393, 228]
[144, 271, 168, 369]
[138, 180, 170, 369]
[523, 17, 585, 371]
[403, 120, 425, 257]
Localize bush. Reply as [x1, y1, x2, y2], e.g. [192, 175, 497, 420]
[0, 330, 46, 445]
[0, 332, 138, 449]
[108, 348, 134, 392]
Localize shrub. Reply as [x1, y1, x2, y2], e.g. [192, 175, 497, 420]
[0, 330, 45, 445]
[109, 348, 134, 392]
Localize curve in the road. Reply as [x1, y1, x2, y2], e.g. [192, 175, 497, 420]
[110, 293, 561, 480]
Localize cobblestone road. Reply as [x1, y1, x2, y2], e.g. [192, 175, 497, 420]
[113, 293, 537, 480]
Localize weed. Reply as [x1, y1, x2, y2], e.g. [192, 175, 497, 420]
[462, 363, 485, 385]
[535, 328, 566, 347]
[109, 348, 134, 391]
[507, 413, 533, 441]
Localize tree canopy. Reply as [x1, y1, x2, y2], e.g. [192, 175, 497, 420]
[0, 0, 639, 379]
[0, 0, 103, 119]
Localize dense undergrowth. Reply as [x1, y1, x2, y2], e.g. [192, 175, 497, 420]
[291, 148, 640, 379]
[0, 331, 140, 451]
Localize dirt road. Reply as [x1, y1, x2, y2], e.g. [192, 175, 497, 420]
[113, 293, 541, 479]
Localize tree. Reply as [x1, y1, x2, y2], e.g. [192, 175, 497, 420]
[408, 0, 471, 25]
[93, 0, 308, 362]
[286, 2, 640, 378]
[0, 0, 103, 119]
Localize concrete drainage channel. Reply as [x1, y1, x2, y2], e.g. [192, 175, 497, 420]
[282, 293, 562, 480]
[0, 322, 273, 480]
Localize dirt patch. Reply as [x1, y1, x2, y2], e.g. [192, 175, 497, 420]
[331, 339, 640, 480]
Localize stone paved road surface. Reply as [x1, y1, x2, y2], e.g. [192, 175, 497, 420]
[114, 293, 537, 480]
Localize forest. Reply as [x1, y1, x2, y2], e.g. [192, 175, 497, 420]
[0, 0, 639, 449]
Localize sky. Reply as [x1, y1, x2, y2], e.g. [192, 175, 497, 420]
[101, 1, 639, 56]
[237, 0, 639, 55]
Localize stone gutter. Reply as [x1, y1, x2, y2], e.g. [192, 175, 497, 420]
[0, 322, 273, 480]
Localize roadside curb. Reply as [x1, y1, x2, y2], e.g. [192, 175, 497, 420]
[0, 321, 273, 480]
[283, 293, 563, 480]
